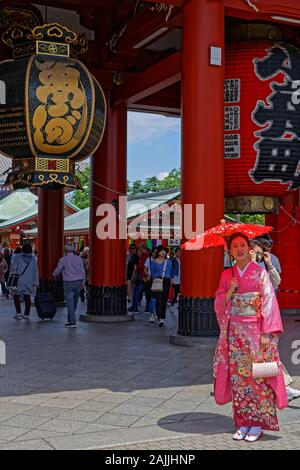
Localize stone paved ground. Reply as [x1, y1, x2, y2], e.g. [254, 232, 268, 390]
[0, 296, 299, 450]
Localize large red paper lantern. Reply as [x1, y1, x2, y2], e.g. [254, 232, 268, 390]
[225, 40, 300, 199]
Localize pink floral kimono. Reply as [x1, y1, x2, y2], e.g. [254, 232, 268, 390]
[213, 261, 287, 431]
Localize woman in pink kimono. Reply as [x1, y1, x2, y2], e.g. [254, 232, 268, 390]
[213, 233, 287, 442]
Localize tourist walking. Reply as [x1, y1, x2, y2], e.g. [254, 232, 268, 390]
[128, 244, 149, 313]
[0, 253, 8, 298]
[126, 244, 139, 304]
[11, 243, 39, 320]
[149, 245, 173, 327]
[214, 233, 287, 442]
[53, 243, 86, 328]
[170, 247, 180, 313]
[80, 247, 89, 302]
[3, 247, 12, 297]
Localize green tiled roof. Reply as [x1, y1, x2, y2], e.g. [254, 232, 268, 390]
[0, 202, 38, 229]
[0, 190, 79, 230]
[0, 190, 37, 222]
[25, 189, 181, 235]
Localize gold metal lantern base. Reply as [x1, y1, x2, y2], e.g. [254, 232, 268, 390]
[5, 157, 82, 190]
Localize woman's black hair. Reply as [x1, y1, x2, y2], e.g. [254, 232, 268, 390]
[155, 245, 166, 258]
[250, 238, 263, 249]
[228, 232, 250, 249]
[22, 243, 33, 254]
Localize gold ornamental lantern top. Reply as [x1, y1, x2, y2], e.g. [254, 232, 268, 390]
[2, 22, 88, 59]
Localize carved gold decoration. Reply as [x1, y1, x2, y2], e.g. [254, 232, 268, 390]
[2, 22, 88, 58]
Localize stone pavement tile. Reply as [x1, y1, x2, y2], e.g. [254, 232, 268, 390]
[52, 390, 100, 401]
[123, 397, 168, 408]
[88, 392, 132, 404]
[57, 409, 104, 423]
[0, 397, 14, 402]
[108, 404, 154, 417]
[0, 426, 30, 441]
[46, 423, 191, 450]
[159, 399, 199, 412]
[139, 387, 182, 399]
[92, 413, 141, 427]
[0, 414, 50, 429]
[145, 408, 189, 421]
[0, 439, 53, 450]
[73, 423, 118, 435]
[130, 415, 181, 428]
[10, 395, 53, 406]
[40, 398, 85, 409]
[0, 402, 35, 415]
[75, 401, 120, 413]
[23, 406, 67, 419]
[37, 418, 86, 434]
[13, 429, 69, 442]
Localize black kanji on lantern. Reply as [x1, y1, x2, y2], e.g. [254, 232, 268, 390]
[251, 43, 300, 189]
[250, 138, 300, 189]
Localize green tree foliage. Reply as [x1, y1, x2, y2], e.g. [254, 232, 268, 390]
[73, 166, 90, 209]
[226, 213, 265, 225]
[128, 168, 181, 195]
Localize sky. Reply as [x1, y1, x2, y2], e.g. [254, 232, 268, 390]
[127, 112, 181, 184]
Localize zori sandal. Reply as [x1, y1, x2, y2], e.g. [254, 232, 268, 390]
[244, 427, 263, 442]
[233, 427, 250, 441]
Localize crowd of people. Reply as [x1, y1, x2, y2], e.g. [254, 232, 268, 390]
[0, 241, 89, 328]
[126, 243, 181, 327]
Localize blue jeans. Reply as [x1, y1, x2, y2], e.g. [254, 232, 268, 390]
[64, 280, 82, 324]
[149, 298, 156, 314]
[132, 281, 145, 310]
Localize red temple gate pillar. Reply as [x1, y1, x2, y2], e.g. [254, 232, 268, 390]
[266, 191, 300, 312]
[81, 100, 130, 321]
[178, 0, 225, 336]
[38, 188, 65, 303]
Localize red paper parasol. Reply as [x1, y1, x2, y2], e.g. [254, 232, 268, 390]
[181, 220, 273, 251]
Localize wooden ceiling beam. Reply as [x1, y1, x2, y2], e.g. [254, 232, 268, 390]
[111, 51, 181, 106]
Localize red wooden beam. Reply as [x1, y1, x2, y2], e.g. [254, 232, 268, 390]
[111, 51, 181, 106]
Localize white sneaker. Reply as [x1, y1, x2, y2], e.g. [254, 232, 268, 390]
[13, 314, 23, 320]
[286, 386, 300, 401]
[158, 320, 165, 327]
[149, 314, 155, 323]
[23, 315, 30, 320]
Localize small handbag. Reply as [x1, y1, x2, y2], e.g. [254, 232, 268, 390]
[6, 273, 20, 290]
[252, 361, 279, 379]
[151, 260, 167, 292]
[151, 278, 163, 292]
[7, 259, 32, 292]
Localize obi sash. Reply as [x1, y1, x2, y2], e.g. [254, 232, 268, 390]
[231, 291, 261, 318]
